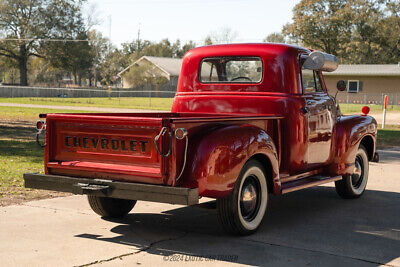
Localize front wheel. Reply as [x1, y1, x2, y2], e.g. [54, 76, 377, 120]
[217, 160, 269, 235]
[87, 196, 136, 218]
[335, 145, 369, 199]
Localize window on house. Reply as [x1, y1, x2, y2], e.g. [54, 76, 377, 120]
[347, 80, 360, 93]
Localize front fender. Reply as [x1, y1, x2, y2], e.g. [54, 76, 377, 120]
[181, 124, 279, 198]
[329, 114, 377, 176]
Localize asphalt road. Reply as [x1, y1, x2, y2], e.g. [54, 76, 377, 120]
[1, 148, 399, 267]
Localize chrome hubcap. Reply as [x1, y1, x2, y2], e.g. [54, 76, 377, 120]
[352, 156, 363, 188]
[240, 175, 261, 221]
[242, 184, 257, 213]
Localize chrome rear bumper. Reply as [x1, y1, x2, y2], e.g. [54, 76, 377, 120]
[24, 173, 199, 206]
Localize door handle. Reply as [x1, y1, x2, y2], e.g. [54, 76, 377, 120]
[300, 107, 310, 114]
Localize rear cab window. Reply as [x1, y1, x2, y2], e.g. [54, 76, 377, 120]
[200, 57, 263, 83]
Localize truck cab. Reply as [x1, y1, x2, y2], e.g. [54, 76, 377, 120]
[25, 43, 377, 235]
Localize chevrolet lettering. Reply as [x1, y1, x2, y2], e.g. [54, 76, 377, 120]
[64, 136, 148, 153]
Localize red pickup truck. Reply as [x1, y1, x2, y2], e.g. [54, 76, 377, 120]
[25, 43, 377, 235]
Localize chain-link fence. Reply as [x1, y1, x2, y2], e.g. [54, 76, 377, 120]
[0, 85, 176, 98]
[1, 86, 399, 108]
[0, 85, 176, 109]
[336, 92, 400, 106]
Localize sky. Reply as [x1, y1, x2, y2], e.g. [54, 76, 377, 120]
[86, 0, 300, 46]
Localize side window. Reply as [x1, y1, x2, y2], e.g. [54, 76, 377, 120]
[301, 69, 324, 93]
[314, 72, 324, 92]
[302, 69, 316, 93]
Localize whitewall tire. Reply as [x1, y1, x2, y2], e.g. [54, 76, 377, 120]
[217, 160, 269, 235]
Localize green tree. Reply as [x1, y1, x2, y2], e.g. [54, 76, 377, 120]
[124, 62, 168, 89]
[102, 38, 196, 87]
[0, 0, 86, 86]
[369, 1, 400, 64]
[88, 30, 109, 86]
[121, 39, 151, 58]
[204, 36, 213, 45]
[178, 40, 196, 57]
[29, 57, 64, 86]
[283, 0, 351, 56]
[119, 38, 196, 68]
[263, 32, 286, 43]
[44, 31, 93, 85]
[140, 39, 174, 57]
[99, 48, 128, 86]
[283, 0, 400, 64]
[339, 0, 388, 63]
[0, 55, 18, 84]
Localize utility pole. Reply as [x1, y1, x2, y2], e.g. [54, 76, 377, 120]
[137, 22, 141, 52]
[108, 15, 112, 53]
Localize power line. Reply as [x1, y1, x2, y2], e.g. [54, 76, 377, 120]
[0, 38, 89, 42]
[1, 36, 398, 45]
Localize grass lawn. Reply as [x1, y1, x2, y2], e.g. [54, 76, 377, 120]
[0, 106, 92, 122]
[0, 140, 42, 198]
[1, 97, 399, 114]
[0, 97, 173, 111]
[339, 103, 400, 114]
[0, 107, 90, 205]
[0, 137, 68, 206]
[377, 125, 400, 149]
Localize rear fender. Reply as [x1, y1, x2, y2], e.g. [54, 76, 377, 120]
[182, 124, 280, 198]
[329, 115, 377, 176]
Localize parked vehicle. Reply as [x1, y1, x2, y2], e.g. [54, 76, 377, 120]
[25, 44, 378, 235]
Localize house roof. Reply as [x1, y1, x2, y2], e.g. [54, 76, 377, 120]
[118, 56, 182, 78]
[324, 64, 400, 76]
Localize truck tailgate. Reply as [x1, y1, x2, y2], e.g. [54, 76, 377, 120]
[45, 113, 168, 184]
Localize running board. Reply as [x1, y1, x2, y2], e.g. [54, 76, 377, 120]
[281, 175, 342, 194]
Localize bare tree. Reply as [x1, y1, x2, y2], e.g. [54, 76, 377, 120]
[205, 27, 239, 44]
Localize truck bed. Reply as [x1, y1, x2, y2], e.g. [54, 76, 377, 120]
[43, 112, 282, 187]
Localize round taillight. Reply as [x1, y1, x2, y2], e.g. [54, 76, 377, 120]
[36, 120, 45, 130]
[175, 128, 188, 140]
[362, 106, 370, 115]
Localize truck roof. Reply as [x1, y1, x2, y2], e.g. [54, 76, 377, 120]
[177, 43, 310, 95]
[189, 43, 309, 56]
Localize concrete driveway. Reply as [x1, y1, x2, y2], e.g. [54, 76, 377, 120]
[1, 149, 399, 267]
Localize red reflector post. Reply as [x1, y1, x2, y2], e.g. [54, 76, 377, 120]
[362, 106, 370, 116]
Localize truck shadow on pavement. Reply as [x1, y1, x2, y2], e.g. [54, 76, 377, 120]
[76, 187, 400, 266]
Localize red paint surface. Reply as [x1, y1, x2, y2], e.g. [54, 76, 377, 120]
[43, 43, 377, 198]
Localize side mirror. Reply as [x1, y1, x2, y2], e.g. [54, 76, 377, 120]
[337, 80, 347, 91]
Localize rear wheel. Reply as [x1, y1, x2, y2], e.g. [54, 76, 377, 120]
[87, 196, 136, 218]
[217, 160, 269, 235]
[335, 145, 369, 199]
